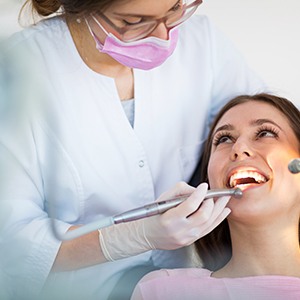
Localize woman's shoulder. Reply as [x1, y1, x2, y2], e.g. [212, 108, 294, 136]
[131, 268, 213, 300]
[177, 14, 233, 57]
[138, 267, 212, 283]
[132, 270, 300, 300]
[0, 16, 76, 76]
[1, 16, 68, 54]
[179, 14, 209, 36]
[180, 14, 220, 36]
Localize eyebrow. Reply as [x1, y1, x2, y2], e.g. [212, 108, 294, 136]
[113, 0, 181, 18]
[250, 118, 283, 130]
[213, 124, 234, 135]
[214, 118, 283, 135]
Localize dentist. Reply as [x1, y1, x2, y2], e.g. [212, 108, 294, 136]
[0, 0, 267, 299]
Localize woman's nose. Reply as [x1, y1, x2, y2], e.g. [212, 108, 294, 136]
[230, 140, 253, 161]
[150, 22, 169, 40]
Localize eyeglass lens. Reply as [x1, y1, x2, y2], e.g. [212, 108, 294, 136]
[121, 0, 201, 41]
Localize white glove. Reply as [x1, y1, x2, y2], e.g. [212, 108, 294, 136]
[99, 182, 231, 261]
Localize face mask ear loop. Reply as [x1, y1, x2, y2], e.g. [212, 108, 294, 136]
[85, 17, 106, 50]
[91, 15, 110, 35]
[85, 15, 110, 37]
[85, 18, 94, 35]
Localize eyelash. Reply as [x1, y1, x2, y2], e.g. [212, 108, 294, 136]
[123, 19, 144, 26]
[255, 125, 279, 139]
[213, 131, 233, 146]
[171, 0, 182, 11]
[213, 125, 279, 146]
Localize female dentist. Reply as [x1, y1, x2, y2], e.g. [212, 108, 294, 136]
[0, 0, 267, 299]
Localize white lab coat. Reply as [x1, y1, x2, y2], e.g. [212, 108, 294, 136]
[0, 15, 267, 300]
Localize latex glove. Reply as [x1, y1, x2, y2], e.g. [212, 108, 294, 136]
[99, 182, 231, 261]
[143, 182, 231, 250]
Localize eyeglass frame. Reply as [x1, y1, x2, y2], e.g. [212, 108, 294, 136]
[92, 0, 203, 42]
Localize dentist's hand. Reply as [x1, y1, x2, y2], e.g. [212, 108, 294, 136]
[99, 182, 231, 261]
[143, 182, 231, 250]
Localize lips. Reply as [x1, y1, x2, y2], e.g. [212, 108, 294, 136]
[227, 169, 269, 189]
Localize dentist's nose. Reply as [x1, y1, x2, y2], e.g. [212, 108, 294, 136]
[150, 22, 169, 40]
[230, 140, 253, 161]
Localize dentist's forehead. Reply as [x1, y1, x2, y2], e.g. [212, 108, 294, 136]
[108, 0, 180, 15]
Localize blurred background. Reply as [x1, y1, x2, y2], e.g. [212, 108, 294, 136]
[1, 0, 299, 105]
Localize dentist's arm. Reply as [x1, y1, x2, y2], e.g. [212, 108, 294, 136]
[51, 227, 106, 271]
[52, 182, 231, 270]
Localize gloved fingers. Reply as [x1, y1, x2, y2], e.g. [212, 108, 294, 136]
[156, 181, 196, 203]
[143, 184, 208, 249]
[200, 207, 231, 237]
[208, 195, 231, 221]
[167, 182, 208, 218]
[186, 197, 214, 222]
[187, 195, 230, 225]
[144, 198, 229, 251]
[143, 185, 230, 251]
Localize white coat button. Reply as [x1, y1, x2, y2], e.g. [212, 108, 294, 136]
[139, 160, 145, 167]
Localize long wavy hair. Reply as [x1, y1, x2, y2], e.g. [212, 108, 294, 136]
[193, 93, 300, 271]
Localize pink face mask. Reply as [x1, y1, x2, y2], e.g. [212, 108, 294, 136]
[86, 17, 179, 70]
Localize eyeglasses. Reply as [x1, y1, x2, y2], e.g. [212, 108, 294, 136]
[94, 0, 202, 42]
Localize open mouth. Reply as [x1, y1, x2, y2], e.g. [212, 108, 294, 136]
[227, 170, 269, 189]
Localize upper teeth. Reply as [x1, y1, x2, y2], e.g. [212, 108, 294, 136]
[229, 171, 267, 188]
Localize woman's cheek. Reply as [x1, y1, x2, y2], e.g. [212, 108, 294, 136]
[208, 158, 219, 188]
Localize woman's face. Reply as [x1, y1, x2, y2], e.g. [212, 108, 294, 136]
[208, 101, 300, 224]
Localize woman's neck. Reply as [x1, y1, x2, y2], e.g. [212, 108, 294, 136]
[67, 18, 134, 100]
[212, 225, 300, 278]
[67, 17, 130, 77]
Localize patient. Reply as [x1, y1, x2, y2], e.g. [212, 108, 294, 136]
[131, 93, 300, 299]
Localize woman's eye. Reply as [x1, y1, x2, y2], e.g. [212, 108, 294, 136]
[256, 128, 279, 139]
[171, 1, 182, 11]
[219, 136, 232, 144]
[213, 135, 233, 146]
[123, 18, 143, 26]
[258, 130, 274, 137]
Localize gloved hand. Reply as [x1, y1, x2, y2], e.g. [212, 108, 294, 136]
[99, 182, 231, 261]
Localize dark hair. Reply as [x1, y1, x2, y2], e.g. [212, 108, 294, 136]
[194, 93, 300, 271]
[22, 0, 119, 18]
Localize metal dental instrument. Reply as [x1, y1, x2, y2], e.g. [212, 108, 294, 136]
[288, 158, 300, 174]
[113, 188, 243, 224]
[52, 188, 242, 241]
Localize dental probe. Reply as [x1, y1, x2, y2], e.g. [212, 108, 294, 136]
[113, 188, 242, 224]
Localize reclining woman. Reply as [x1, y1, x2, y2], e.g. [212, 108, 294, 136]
[131, 93, 300, 299]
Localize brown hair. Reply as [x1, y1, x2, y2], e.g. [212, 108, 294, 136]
[22, 0, 119, 18]
[194, 93, 300, 271]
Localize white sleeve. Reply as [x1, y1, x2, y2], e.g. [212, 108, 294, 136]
[0, 52, 70, 299]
